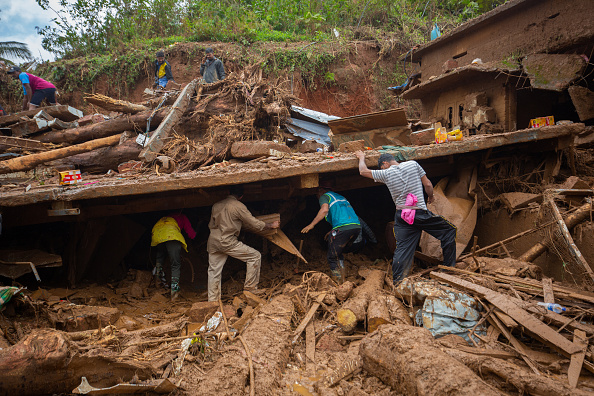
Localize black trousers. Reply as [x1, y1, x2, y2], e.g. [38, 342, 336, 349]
[392, 210, 456, 283]
[327, 227, 360, 270]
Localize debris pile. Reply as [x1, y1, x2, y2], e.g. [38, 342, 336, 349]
[0, 66, 298, 180]
[2, 225, 594, 395]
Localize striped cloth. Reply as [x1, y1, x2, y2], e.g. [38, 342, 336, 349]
[371, 161, 427, 210]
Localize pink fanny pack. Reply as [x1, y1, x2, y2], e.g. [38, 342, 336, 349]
[401, 193, 418, 225]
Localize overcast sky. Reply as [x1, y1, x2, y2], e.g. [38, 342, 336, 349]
[0, 0, 60, 62]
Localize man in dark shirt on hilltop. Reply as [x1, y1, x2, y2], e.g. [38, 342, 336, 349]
[200, 48, 225, 83]
[355, 150, 457, 284]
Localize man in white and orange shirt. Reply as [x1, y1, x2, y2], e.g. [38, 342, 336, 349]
[8, 66, 59, 111]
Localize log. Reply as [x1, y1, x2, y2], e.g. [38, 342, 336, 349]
[518, 200, 592, 263]
[335, 281, 354, 301]
[187, 294, 294, 395]
[336, 269, 385, 333]
[367, 295, 391, 333]
[36, 109, 167, 145]
[140, 79, 198, 162]
[359, 324, 501, 395]
[444, 348, 591, 396]
[385, 294, 412, 325]
[0, 329, 154, 396]
[49, 137, 142, 173]
[0, 134, 122, 174]
[84, 93, 149, 114]
[0, 105, 83, 127]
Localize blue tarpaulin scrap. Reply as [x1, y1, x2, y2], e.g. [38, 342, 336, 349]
[378, 145, 417, 161]
[397, 279, 485, 345]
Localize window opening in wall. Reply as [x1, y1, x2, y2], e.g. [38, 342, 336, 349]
[447, 106, 453, 129]
[458, 104, 464, 125]
[453, 51, 467, 59]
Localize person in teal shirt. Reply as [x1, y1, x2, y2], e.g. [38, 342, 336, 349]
[302, 184, 361, 283]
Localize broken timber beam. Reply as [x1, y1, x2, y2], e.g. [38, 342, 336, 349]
[139, 79, 198, 162]
[430, 271, 582, 356]
[568, 329, 587, 388]
[0, 134, 123, 175]
[292, 292, 326, 344]
[36, 109, 167, 145]
[84, 93, 149, 114]
[0, 136, 49, 151]
[518, 199, 593, 268]
[545, 195, 594, 283]
[0, 105, 83, 127]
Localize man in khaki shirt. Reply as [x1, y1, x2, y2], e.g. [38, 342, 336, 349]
[207, 185, 280, 301]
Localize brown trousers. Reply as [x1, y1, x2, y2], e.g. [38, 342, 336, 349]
[207, 241, 261, 301]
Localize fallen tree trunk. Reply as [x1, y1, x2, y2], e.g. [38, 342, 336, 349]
[140, 79, 198, 162]
[367, 295, 391, 332]
[337, 269, 385, 333]
[444, 347, 591, 396]
[384, 294, 412, 326]
[0, 105, 83, 127]
[518, 200, 592, 262]
[359, 324, 501, 395]
[183, 295, 294, 395]
[85, 93, 149, 114]
[36, 109, 167, 145]
[0, 329, 154, 396]
[49, 136, 142, 173]
[0, 134, 122, 175]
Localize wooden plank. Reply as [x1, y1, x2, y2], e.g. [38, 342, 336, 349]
[487, 313, 541, 375]
[493, 310, 517, 329]
[0, 105, 82, 127]
[0, 124, 582, 207]
[431, 272, 582, 355]
[328, 108, 407, 134]
[546, 195, 594, 283]
[305, 319, 315, 373]
[140, 79, 198, 162]
[0, 136, 48, 151]
[439, 265, 594, 305]
[291, 293, 326, 345]
[543, 278, 555, 304]
[568, 329, 587, 388]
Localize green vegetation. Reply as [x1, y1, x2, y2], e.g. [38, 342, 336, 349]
[34, 0, 508, 58]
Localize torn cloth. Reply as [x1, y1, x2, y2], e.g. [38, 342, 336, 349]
[401, 193, 417, 224]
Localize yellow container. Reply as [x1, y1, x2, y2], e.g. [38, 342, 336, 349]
[434, 122, 447, 144]
[447, 129, 463, 141]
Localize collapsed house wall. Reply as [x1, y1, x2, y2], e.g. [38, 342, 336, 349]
[410, 0, 594, 81]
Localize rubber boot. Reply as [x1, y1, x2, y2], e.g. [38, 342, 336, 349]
[331, 269, 342, 284]
[338, 259, 346, 283]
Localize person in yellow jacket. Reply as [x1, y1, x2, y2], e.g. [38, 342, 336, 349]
[151, 213, 196, 300]
[153, 50, 175, 89]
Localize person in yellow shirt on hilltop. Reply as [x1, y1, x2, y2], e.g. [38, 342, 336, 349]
[151, 212, 196, 300]
[153, 50, 175, 90]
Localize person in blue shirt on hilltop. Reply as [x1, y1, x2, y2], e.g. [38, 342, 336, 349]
[301, 182, 361, 283]
[153, 50, 175, 90]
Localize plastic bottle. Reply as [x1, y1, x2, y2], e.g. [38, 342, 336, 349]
[431, 23, 441, 41]
[537, 302, 566, 313]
